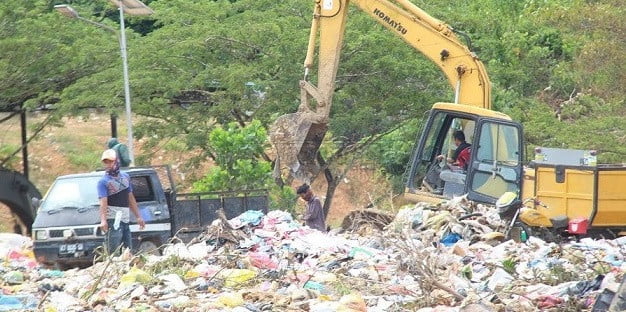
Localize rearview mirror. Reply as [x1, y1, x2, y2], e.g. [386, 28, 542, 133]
[31, 197, 41, 210]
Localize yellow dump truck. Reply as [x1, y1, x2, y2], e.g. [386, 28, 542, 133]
[515, 147, 626, 238]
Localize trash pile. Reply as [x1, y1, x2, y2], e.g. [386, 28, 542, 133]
[1, 198, 625, 311]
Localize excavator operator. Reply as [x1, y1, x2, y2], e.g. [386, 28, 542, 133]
[437, 130, 471, 171]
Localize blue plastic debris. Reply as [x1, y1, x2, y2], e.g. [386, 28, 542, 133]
[440, 233, 462, 246]
[0, 295, 38, 311]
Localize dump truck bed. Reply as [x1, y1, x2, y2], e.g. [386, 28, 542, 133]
[530, 163, 626, 228]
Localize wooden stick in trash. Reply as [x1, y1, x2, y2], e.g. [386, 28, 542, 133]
[37, 290, 50, 310]
[82, 255, 114, 301]
[398, 234, 465, 302]
[412, 260, 465, 301]
[430, 279, 465, 301]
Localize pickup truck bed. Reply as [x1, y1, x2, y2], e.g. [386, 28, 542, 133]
[172, 191, 268, 242]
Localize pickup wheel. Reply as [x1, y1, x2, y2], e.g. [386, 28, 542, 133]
[53, 262, 69, 271]
[531, 226, 560, 244]
[138, 241, 160, 256]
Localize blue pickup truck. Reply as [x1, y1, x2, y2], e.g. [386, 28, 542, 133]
[31, 166, 267, 269]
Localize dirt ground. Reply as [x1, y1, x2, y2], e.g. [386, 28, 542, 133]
[1, 112, 392, 230]
[0, 205, 16, 233]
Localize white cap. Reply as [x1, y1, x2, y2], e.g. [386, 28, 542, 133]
[101, 149, 117, 161]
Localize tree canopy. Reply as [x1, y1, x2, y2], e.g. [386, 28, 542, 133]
[1, 0, 624, 210]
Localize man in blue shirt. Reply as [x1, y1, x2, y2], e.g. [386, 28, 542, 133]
[97, 149, 144, 255]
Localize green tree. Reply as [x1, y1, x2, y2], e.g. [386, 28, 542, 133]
[192, 120, 271, 191]
[192, 120, 297, 211]
[87, 0, 448, 215]
[364, 121, 420, 192]
[0, 1, 120, 167]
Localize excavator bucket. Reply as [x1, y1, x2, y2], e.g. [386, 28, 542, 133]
[269, 112, 328, 179]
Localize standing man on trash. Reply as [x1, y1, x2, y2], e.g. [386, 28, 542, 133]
[107, 137, 131, 167]
[296, 184, 326, 232]
[97, 149, 144, 255]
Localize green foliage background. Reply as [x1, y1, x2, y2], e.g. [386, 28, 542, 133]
[192, 120, 271, 191]
[1, 0, 624, 208]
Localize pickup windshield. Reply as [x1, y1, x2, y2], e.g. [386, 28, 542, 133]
[40, 176, 102, 212]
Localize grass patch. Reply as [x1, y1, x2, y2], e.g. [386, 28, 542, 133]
[0, 144, 21, 168]
[67, 153, 100, 170]
[0, 221, 11, 233]
[332, 280, 354, 296]
[534, 262, 583, 286]
[501, 258, 517, 275]
[145, 254, 188, 277]
[163, 139, 187, 152]
[55, 134, 102, 169]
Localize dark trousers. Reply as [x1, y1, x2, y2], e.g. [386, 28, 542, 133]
[105, 219, 132, 255]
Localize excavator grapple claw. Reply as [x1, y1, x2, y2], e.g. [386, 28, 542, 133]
[269, 112, 327, 180]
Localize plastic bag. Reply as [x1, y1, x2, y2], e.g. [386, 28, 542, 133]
[119, 267, 152, 286]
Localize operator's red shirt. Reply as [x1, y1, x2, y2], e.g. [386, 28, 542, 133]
[457, 147, 471, 170]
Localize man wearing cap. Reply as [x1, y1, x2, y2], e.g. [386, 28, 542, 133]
[97, 149, 145, 255]
[106, 137, 131, 167]
[296, 184, 326, 232]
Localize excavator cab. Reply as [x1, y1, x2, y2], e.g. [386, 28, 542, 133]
[405, 103, 524, 205]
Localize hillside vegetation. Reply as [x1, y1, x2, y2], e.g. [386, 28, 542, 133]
[1, 0, 624, 219]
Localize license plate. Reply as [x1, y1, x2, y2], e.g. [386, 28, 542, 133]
[59, 243, 84, 255]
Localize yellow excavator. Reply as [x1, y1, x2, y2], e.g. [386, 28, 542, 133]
[269, 0, 520, 204]
[270, 0, 626, 240]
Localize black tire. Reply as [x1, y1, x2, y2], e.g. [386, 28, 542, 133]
[53, 262, 66, 271]
[583, 229, 617, 240]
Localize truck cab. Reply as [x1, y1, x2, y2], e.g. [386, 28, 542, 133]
[31, 167, 172, 268]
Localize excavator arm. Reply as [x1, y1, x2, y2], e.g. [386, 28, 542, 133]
[270, 0, 491, 181]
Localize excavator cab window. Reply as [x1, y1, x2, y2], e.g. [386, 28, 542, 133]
[466, 119, 524, 204]
[405, 111, 446, 192]
[406, 110, 476, 195]
[441, 118, 475, 162]
[418, 112, 447, 162]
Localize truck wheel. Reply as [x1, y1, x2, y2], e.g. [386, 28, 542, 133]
[138, 241, 160, 256]
[584, 229, 617, 240]
[531, 226, 561, 243]
[53, 262, 69, 271]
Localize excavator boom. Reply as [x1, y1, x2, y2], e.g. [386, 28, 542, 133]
[270, 0, 491, 181]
